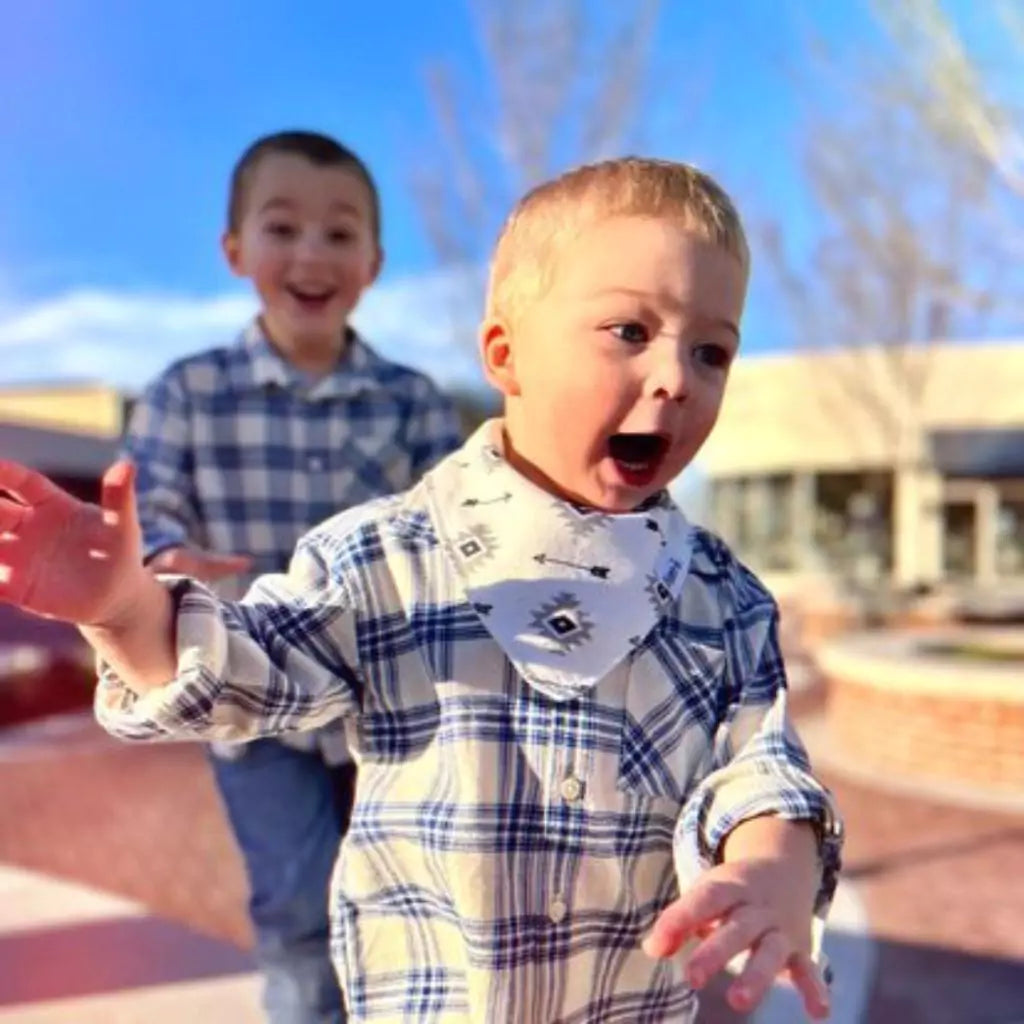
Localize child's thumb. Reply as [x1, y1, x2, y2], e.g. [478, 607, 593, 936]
[100, 460, 139, 528]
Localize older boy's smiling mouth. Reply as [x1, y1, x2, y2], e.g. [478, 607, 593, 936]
[286, 284, 337, 308]
[606, 432, 670, 487]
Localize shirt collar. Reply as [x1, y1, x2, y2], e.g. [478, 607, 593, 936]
[234, 318, 386, 399]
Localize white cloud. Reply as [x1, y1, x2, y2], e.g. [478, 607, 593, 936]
[0, 268, 487, 394]
[669, 464, 710, 523]
[353, 266, 485, 388]
[0, 266, 708, 511]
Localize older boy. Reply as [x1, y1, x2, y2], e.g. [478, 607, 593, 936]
[0, 157, 841, 1023]
[122, 130, 462, 1023]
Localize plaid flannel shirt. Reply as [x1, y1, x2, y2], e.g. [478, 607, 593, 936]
[97, 432, 842, 1024]
[120, 319, 463, 758]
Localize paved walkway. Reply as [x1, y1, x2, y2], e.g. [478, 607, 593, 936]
[0, 710, 877, 1023]
[0, 863, 261, 1022]
[1, 658, 1022, 1020]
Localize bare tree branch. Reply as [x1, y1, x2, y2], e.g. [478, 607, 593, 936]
[871, 0, 1024, 196]
[763, 33, 1022, 452]
[409, 0, 663, 350]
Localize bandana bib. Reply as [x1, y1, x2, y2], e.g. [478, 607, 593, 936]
[426, 422, 694, 701]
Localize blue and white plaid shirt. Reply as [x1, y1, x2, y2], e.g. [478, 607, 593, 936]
[121, 319, 463, 758]
[98, 425, 842, 1024]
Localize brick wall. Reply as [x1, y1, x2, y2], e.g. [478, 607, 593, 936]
[826, 675, 1024, 792]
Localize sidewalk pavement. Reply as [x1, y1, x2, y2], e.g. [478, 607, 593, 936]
[0, 862, 261, 1023]
[1, 669, 1022, 1021]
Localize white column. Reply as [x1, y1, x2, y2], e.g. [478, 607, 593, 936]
[893, 465, 944, 587]
[789, 472, 816, 571]
[918, 470, 944, 584]
[974, 484, 999, 584]
[743, 476, 771, 566]
[712, 479, 741, 546]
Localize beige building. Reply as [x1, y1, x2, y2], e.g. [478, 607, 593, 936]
[701, 340, 1024, 588]
[0, 382, 125, 500]
[0, 378, 495, 496]
[0, 381, 127, 439]
[3, 358, 1023, 589]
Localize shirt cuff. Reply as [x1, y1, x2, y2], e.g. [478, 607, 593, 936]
[674, 767, 843, 964]
[93, 576, 230, 741]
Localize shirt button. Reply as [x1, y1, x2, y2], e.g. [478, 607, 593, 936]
[308, 455, 324, 471]
[559, 775, 584, 803]
[548, 896, 568, 924]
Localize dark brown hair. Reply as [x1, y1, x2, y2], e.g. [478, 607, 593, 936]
[226, 130, 380, 241]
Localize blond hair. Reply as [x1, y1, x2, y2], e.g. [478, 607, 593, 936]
[486, 157, 749, 323]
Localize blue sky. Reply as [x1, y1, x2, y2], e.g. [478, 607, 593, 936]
[0, 0, 1001, 394]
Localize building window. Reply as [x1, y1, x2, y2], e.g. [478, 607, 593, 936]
[942, 501, 977, 578]
[762, 474, 795, 570]
[814, 471, 893, 578]
[998, 500, 1024, 576]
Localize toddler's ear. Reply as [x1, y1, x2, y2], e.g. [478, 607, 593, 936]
[479, 318, 521, 397]
[221, 231, 244, 276]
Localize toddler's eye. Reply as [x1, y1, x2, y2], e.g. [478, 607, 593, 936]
[328, 229, 355, 244]
[609, 321, 650, 344]
[266, 222, 297, 239]
[694, 343, 732, 369]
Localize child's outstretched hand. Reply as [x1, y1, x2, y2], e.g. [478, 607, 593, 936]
[643, 856, 830, 1020]
[0, 459, 150, 629]
[148, 545, 252, 584]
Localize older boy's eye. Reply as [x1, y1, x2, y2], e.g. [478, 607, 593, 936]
[694, 342, 732, 369]
[609, 321, 650, 344]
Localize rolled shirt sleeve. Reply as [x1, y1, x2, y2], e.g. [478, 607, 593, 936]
[95, 535, 363, 744]
[675, 585, 843, 930]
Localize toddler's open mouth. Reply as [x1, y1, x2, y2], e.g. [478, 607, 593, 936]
[607, 432, 670, 487]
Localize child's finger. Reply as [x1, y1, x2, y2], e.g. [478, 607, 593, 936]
[156, 549, 252, 583]
[725, 927, 791, 1014]
[683, 904, 773, 989]
[0, 500, 28, 533]
[202, 552, 254, 576]
[0, 460, 63, 507]
[642, 879, 745, 958]
[100, 461, 137, 527]
[786, 950, 831, 1020]
[149, 548, 186, 572]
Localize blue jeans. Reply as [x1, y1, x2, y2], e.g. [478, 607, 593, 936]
[208, 739, 356, 1024]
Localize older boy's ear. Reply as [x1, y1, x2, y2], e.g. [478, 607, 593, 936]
[367, 246, 384, 286]
[221, 232, 244, 276]
[479, 318, 520, 397]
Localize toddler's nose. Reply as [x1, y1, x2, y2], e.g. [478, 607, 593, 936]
[647, 352, 688, 402]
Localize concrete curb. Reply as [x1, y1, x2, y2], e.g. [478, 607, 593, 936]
[800, 709, 1024, 817]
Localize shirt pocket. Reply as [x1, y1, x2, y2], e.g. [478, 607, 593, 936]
[346, 400, 415, 493]
[616, 636, 727, 803]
